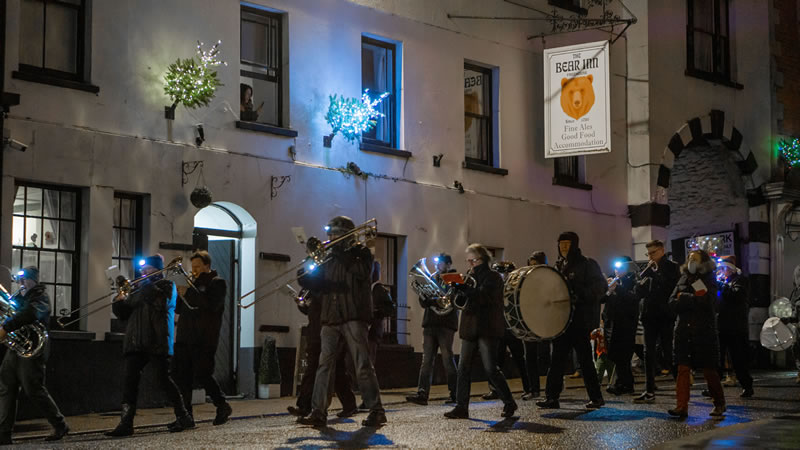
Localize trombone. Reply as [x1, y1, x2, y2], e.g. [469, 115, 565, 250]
[239, 218, 377, 309]
[57, 256, 198, 328]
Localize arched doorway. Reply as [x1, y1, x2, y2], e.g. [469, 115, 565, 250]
[193, 202, 257, 397]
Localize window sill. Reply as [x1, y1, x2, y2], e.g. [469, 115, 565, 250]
[463, 161, 508, 176]
[12, 70, 100, 94]
[553, 177, 593, 190]
[359, 141, 412, 158]
[235, 120, 298, 137]
[684, 69, 744, 90]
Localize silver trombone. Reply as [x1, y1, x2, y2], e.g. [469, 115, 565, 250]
[239, 218, 377, 309]
[57, 256, 198, 328]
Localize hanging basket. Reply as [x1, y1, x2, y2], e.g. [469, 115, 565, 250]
[190, 186, 213, 208]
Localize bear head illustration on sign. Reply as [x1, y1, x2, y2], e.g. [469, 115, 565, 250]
[560, 74, 595, 120]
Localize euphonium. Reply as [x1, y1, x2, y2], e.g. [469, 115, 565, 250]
[0, 284, 47, 358]
[409, 258, 453, 315]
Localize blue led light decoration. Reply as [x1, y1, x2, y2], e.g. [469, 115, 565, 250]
[779, 138, 800, 169]
[163, 40, 227, 115]
[324, 89, 389, 144]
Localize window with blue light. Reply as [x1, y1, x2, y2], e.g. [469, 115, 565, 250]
[112, 193, 143, 283]
[361, 35, 398, 149]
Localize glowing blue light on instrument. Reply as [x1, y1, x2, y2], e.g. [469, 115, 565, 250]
[434, 257, 440, 263]
[16, 270, 24, 277]
[308, 263, 317, 272]
[138, 259, 146, 267]
[614, 261, 623, 269]
[324, 226, 330, 232]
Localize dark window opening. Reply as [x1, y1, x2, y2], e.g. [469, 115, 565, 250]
[112, 193, 143, 283]
[687, 0, 731, 82]
[361, 36, 397, 149]
[464, 63, 493, 167]
[240, 5, 283, 127]
[548, 0, 588, 15]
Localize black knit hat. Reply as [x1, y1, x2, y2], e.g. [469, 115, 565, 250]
[18, 266, 39, 283]
[435, 253, 453, 265]
[557, 231, 579, 245]
[326, 216, 356, 234]
[142, 255, 164, 270]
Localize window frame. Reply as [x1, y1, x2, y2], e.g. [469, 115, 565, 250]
[360, 35, 398, 150]
[239, 4, 284, 127]
[111, 193, 143, 283]
[464, 62, 494, 168]
[374, 234, 399, 345]
[686, 0, 738, 86]
[548, 0, 588, 15]
[553, 155, 592, 190]
[11, 181, 82, 329]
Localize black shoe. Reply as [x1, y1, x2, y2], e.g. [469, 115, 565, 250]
[701, 389, 712, 397]
[585, 399, 605, 409]
[444, 397, 457, 405]
[444, 406, 469, 419]
[406, 394, 428, 406]
[168, 414, 195, 433]
[336, 406, 359, 418]
[668, 407, 688, 418]
[45, 423, 69, 441]
[536, 398, 560, 409]
[105, 422, 134, 437]
[521, 391, 539, 401]
[213, 402, 233, 425]
[633, 392, 655, 404]
[287, 406, 310, 417]
[740, 388, 754, 398]
[482, 391, 500, 400]
[361, 410, 387, 427]
[502, 401, 518, 418]
[0, 436, 10, 446]
[297, 410, 327, 427]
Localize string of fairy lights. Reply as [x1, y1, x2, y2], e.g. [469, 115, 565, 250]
[778, 138, 800, 168]
[325, 89, 390, 143]
[163, 40, 227, 109]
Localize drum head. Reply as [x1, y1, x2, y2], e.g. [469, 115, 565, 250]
[517, 266, 572, 340]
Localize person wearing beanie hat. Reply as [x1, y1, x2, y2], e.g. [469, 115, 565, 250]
[0, 266, 69, 444]
[107, 255, 193, 437]
[537, 232, 607, 410]
[604, 256, 640, 396]
[714, 255, 753, 398]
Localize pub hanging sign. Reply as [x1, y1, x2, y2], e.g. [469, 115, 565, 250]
[543, 40, 611, 158]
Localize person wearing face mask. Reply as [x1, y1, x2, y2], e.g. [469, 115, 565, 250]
[537, 232, 607, 410]
[667, 250, 725, 419]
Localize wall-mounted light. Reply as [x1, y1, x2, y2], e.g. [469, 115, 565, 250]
[2, 129, 27, 152]
[195, 124, 205, 147]
[453, 180, 464, 194]
[347, 161, 364, 177]
[433, 154, 443, 167]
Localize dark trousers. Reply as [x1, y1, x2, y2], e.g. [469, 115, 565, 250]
[173, 343, 226, 416]
[643, 319, 675, 393]
[122, 352, 187, 417]
[367, 317, 385, 366]
[523, 341, 541, 394]
[495, 332, 530, 393]
[718, 330, 753, 390]
[456, 337, 513, 408]
[545, 323, 603, 402]
[609, 334, 636, 390]
[0, 349, 65, 436]
[416, 327, 457, 400]
[296, 337, 356, 412]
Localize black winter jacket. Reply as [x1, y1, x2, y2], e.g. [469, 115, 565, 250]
[419, 269, 459, 331]
[298, 243, 374, 326]
[555, 242, 606, 330]
[457, 263, 505, 341]
[601, 273, 639, 357]
[3, 284, 50, 332]
[639, 257, 680, 323]
[716, 272, 749, 334]
[175, 270, 228, 349]
[669, 262, 719, 369]
[112, 278, 177, 356]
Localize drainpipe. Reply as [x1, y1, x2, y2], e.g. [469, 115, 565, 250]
[1, 0, 7, 260]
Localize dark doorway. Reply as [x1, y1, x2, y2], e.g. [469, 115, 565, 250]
[208, 239, 237, 395]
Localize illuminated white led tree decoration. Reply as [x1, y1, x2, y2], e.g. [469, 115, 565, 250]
[324, 89, 389, 146]
[163, 40, 227, 119]
[778, 138, 800, 169]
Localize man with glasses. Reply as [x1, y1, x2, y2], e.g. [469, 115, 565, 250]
[633, 240, 680, 404]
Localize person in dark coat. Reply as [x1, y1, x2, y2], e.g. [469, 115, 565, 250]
[172, 251, 232, 426]
[407, 253, 459, 405]
[537, 231, 606, 410]
[603, 257, 640, 395]
[444, 244, 517, 419]
[668, 250, 726, 418]
[0, 267, 68, 445]
[107, 255, 193, 437]
[296, 216, 386, 428]
[634, 240, 680, 404]
[714, 256, 753, 397]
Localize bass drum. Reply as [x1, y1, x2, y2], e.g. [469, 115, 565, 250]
[503, 265, 572, 341]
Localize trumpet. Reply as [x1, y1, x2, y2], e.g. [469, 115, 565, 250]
[57, 256, 198, 328]
[239, 218, 377, 309]
[638, 260, 657, 279]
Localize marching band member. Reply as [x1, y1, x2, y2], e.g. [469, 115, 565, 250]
[172, 251, 233, 427]
[407, 253, 459, 406]
[107, 255, 193, 437]
[444, 244, 517, 419]
[603, 257, 640, 396]
[537, 232, 606, 409]
[713, 256, 753, 398]
[522, 251, 549, 399]
[296, 216, 386, 428]
[0, 267, 68, 445]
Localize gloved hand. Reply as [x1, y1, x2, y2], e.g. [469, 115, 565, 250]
[306, 236, 322, 254]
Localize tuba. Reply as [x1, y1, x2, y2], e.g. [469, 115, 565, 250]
[0, 284, 47, 358]
[409, 258, 453, 316]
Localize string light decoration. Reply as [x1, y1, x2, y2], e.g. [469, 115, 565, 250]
[163, 40, 227, 113]
[779, 138, 800, 168]
[687, 236, 724, 258]
[324, 89, 389, 144]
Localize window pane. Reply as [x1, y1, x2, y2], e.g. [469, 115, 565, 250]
[19, 0, 44, 67]
[13, 186, 25, 215]
[45, 284, 56, 309]
[113, 197, 120, 227]
[39, 252, 55, 283]
[112, 228, 120, 258]
[55, 285, 71, 317]
[26, 187, 42, 217]
[21, 250, 38, 269]
[44, 2, 78, 74]
[12, 216, 25, 247]
[119, 260, 133, 282]
[25, 217, 42, 247]
[119, 230, 134, 258]
[241, 19, 267, 65]
[61, 192, 76, 219]
[121, 198, 135, 227]
[716, 37, 729, 76]
[692, 0, 714, 32]
[43, 219, 58, 249]
[719, 0, 728, 36]
[693, 32, 713, 72]
[11, 249, 21, 273]
[57, 252, 72, 284]
[59, 221, 75, 251]
[42, 189, 59, 218]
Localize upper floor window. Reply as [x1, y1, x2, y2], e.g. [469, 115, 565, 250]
[112, 193, 143, 282]
[687, 0, 731, 82]
[548, 0, 588, 15]
[553, 156, 591, 190]
[464, 63, 494, 167]
[240, 5, 284, 127]
[12, 182, 81, 328]
[18, 0, 92, 85]
[361, 36, 398, 149]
